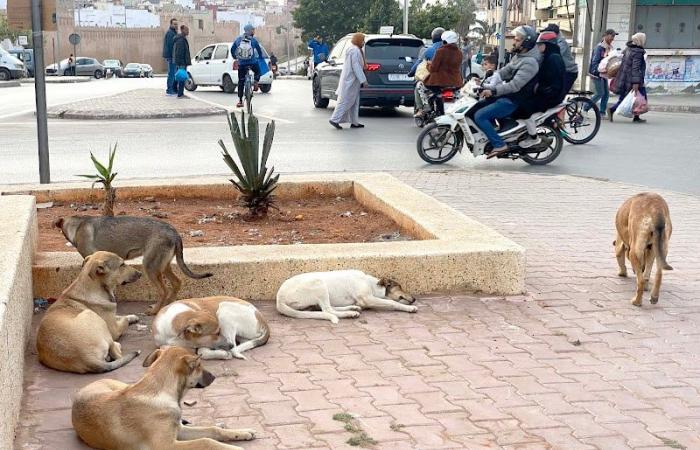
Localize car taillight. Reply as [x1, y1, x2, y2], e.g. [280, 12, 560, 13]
[366, 63, 381, 72]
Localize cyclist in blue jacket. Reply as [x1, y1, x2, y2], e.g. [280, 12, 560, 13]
[231, 24, 264, 107]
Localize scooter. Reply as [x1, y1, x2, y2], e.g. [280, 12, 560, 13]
[416, 82, 566, 166]
[413, 82, 460, 128]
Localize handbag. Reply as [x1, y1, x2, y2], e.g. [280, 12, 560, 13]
[414, 61, 430, 82]
[633, 91, 649, 115]
[175, 68, 188, 83]
[615, 90, 636, 118]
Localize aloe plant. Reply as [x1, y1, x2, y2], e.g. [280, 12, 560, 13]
[218, 111, 279, 218]
[77, 144, 118, 217]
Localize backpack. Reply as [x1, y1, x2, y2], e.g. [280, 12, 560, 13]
[236, 38, 255, 60]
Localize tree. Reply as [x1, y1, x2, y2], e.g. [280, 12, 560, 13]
[407, 0, 476, 40]
[0, 15, 31, 45]
[362, 0, 402, 34]
[472, 19, 497, 47]
[293, 0, 372, 43]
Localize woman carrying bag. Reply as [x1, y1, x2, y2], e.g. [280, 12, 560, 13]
[329, 33, 368, 130]
[609, 33, 648, 123]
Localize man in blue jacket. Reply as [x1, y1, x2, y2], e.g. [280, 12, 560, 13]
[409, 27, 444, 116]
[162, 18, 178, 96]
[231, 24, 264, 108]
[308, 35, 330, 65]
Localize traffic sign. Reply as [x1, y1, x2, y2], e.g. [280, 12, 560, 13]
[69, 33, 81, 45]
[19, 35, 29, 46]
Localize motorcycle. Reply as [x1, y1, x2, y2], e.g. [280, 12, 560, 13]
[413, 82, 460, 128]
[416, 82, 566, 166]
[270, 63, 279, 79]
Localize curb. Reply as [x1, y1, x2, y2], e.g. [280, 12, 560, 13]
[276, 75, 309, 80]
[0, 80, 21, 88]
[648, 104, 700, 114]
[47, 109, 227, 120]
[24, 76, 92, 84]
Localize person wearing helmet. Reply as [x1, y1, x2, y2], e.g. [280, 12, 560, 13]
[231, 24, 264, 108]
[408, 27, 445, 116]
[514, 31, 567, 148]
[472, 25, 542, 159]
[424, 30, 463, 116]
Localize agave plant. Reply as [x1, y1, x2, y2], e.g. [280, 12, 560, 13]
[77, 144, 118, 217]
[218, 110, 279, 219]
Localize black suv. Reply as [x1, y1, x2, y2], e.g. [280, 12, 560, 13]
[312, 34, 424, 109]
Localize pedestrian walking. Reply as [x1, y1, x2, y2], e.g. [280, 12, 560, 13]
[163, 18, 178, 96]
[542, 24, 578, 92]
[609, 33, 647, 123]
[329, 33, 367, 130]
[460, 38, 473, 78]
[172, 25, 191, 99]
[587, 29, 617, 116]
[308, 35, 330, 65]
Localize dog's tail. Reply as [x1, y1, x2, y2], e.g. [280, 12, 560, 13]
[88, 350, 141, 373]
[235, 311, 271, 354]
[652, 216, 673, 271]
[175, 239, 214, 279]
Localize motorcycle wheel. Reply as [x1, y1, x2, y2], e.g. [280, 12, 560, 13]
[417, 123, 461, 165]
[521, 124, 563, 166]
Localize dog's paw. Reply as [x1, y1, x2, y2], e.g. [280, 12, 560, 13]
[618, 270, 628, 278]
[407, 306, 418, 313]
[232, 428, 256, 441]
[232, 352, 247, 360]
[126, 314, 140, 324]
[329, 316, 340, 324]
[630, 298, 642, 307]
[348, 305, 362, 311]
[348, 311, 361, 319]
[144, 305, 159, 316]
[650, 296, 659, 305]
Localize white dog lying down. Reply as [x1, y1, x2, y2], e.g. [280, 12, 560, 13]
[152, 296, 269, 360]
[276, 270, 417, 323]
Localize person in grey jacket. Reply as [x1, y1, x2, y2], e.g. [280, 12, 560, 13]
[473, 26, 541, 158]
[542, 24, 578, 93]
[162, 18, 178, 96]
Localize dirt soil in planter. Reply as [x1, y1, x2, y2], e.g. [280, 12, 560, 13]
[37, 195, 416, 252]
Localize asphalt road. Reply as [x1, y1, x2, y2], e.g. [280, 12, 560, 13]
[1, 77, 699, 195]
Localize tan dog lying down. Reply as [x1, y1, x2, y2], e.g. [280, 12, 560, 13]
[72, 346, 256, 450]
[37, 251, 141, 373]
[615, 192, 673, 307]
[153, 296, 270, 360]
[276, 270, 417, 323]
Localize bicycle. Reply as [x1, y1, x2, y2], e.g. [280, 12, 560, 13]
[243, 66, 255, 111]
[559, 90, 601, 145]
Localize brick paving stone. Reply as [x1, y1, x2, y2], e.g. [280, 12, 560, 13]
[553, 413, 616, 439]
[252, 400, 305, 426]
[582, 435, 633, 450]
[573, 400, 637, 424]
[356, 415, 413, 442]
[270, 423, 324, 449]
[379, 403, 437, 426]
[240, 382, 289, 403]
[398, 425, 464, 449]
[287, 389, 337, 412]
[360, 385, 413, 406]
[529, 427, 595, 450]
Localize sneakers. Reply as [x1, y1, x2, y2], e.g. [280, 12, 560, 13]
[633, 116, 647, 123]
[236, 100, 244, 108]
[486, 145, 510, 159]
[519, 135, 542, 149]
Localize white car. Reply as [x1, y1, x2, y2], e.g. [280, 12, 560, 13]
[185, 42, 274, 94]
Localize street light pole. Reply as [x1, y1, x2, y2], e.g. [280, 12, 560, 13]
[31, 0, 51, 183]
[498, 0, 508, 68]
[403, 0, 409, 34]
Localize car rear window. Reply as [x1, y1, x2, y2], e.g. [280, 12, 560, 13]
[365, 39, 422, 60]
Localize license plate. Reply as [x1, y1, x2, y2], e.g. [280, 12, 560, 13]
[388, 73, 411, 81]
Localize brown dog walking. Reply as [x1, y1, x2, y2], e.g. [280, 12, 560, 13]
[614, 193, 673, 307]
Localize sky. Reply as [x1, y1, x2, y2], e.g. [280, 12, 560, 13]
[0, 0, 7, 10]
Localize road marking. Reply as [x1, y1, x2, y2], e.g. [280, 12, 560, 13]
[186, 92, 293, 124]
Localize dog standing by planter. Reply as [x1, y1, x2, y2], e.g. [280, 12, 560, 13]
[614, 193, 673, 307]
[276, 270, 417, 323]
[37, 251, 142, 373]
[72, 346, 256, 450]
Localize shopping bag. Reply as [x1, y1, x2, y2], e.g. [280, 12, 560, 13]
[633, 92, 649, 115]
[615, 91, 636, 118]
[175, 68, 188, 83]
[604, 56, 622, 79]
[414, 61, 430, 82]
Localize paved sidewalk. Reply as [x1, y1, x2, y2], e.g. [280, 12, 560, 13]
[14, 172, 700, 449]
[46, 88, 227, 119]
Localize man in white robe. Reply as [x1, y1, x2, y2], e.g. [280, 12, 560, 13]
[329, 34, 367, 129]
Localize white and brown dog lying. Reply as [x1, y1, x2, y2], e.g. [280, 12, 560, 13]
[615, 192, 673, 307]
[152, 296, 270, 360]
[276, 270, 417, 323]
[37, 251, 141, 373]
[72, 346, 256, 450]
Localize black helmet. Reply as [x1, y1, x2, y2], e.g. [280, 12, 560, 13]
[513, 25, 537, 50]
[431, 27, 446, 42]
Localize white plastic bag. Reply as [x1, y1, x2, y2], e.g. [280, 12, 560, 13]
[615, 91, 636, 118]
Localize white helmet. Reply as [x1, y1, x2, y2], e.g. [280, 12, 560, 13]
[441, 30, 459, 45]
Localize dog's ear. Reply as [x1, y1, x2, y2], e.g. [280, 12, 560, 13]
[143, 348, 163, 367]
[81, 254, 92, 268]
[94, 265, 106, 277]
[183, 354, 201, 371]
[53, 218, 64, 229]
[612, 240, 617, 246]
[377, 278, 396, 288]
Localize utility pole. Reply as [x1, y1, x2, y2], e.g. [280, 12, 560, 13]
[31, 0, 51, 183]
[498, 0, 508, 68]
[403, 0, 409, 35]
[286, 25, 291, 74]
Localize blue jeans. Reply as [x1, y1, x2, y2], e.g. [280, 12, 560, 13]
[166, 58, 177, 94]
[473, 97, 518, 148]
[589, 77, 609, 112]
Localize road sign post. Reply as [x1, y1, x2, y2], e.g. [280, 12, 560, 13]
[31, 0, 51, 183]
[69, 33, 80, 76]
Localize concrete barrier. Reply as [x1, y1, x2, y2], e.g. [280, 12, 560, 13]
[0, 196, 37, 449]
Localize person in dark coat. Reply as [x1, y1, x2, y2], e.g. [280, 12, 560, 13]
[514, 31, 566, 149]
[172, 25, 191, 99]
[162, 18, 178, 96]
[425, 30, 463, 116]
[609, 33, 647, 123]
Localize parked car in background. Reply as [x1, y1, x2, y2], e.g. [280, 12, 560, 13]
[122, 63, 144, 78]
[45, 57, 105, 78]
[185, 42, 274, 93]
[9, 49, 34, 77]
[312, 33, 423, 109]
[0, 47, 26, 80]
[139, 64, 154, 78]
[103, 59, 123, 77]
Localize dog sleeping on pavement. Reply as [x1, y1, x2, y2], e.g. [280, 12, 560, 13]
[276, 270, 417, 323]
[614, 192, 673, 307]
[72, 346, 256, 450]
[37, 251, 142, 373]
[152, 296, 270, 360]
[55, 215, 214, 315]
